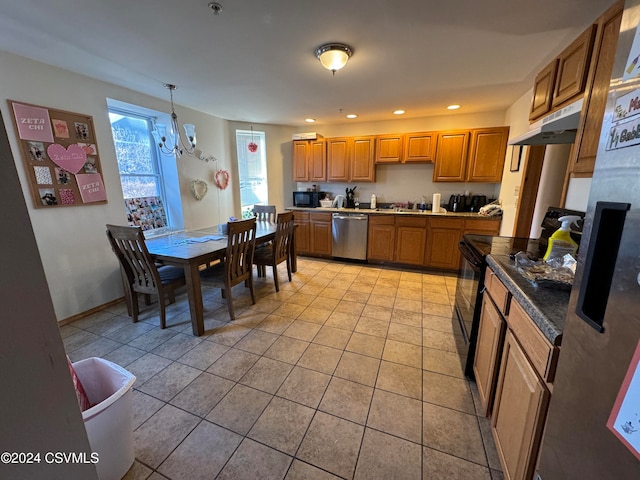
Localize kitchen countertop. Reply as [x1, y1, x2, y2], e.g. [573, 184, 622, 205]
[486, 254, 570, 346]
[286, 206, 499, 219]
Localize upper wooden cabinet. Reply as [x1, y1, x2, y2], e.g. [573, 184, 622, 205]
[570, 1, 623, 175]
[529, 60, 558, 121]
[529, 25, 596, 121]
[403, 132, 436, 163]
[375, 134, 403, 163]
[433, 127, 508, 183]
[552, 25, 597, 108]
[327, 136, 376, 182]
[433, 130, 470, 182]
[293, 139, 326, 182]
[467, 127, 510, 183]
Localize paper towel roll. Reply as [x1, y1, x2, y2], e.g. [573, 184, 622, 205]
[432, 193, 441, 213]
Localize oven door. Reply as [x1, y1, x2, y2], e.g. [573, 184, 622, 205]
[453, 240, 486, 378]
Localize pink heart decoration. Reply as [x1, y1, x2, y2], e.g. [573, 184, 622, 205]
[47, 144, 87, 174]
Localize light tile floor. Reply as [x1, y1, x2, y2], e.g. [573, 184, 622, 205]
[63, 257, 504, 480]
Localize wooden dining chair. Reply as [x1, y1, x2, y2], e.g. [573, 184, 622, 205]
[199, 217, 257, 320]
[253, 204, 276, 222]
[106, 224, 185, 329]
[253, 211, 295, 292]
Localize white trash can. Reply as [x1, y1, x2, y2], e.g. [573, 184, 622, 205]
[73, 357, 136, 480]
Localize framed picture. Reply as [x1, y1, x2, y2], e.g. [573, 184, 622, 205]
[510, 145, 522, 172]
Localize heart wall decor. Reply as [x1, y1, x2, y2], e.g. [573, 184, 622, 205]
[190, 179, 208, 200]
[47, 143, 87, 174]
[215, 169, 230, 190]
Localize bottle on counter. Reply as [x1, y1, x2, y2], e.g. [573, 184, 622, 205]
[419, 195, 427, 211]
[370, 193, 377, 209]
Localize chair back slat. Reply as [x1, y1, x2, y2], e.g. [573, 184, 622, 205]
[225, 218, 257, 284]
[253, 204, 276, 222]
[274, 211, 294, 263]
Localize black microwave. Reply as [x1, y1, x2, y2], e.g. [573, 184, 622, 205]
[293, 191, 326, 207]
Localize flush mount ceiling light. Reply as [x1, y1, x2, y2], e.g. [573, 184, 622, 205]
[393, 110, 406, 115]
[153, 84, 196, 157]
[447, 104, 461, 110]
[305, 118, 316, 123]
[315, 43, 353, 75]
[346, 114, 358, 119]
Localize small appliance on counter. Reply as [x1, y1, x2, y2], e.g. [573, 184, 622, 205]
[448, 194, 467, 212]
[346, 186, 357, 208]
[469, 195, 488, 212]
[293, 190, 326, 208]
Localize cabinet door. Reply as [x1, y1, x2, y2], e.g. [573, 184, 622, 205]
[466, 127, 509, 183]
[293, 213, 310, 254]
[310, 213, 332, 256]
[352, 136, 376, 182]
[404, 132, 436, 162]
[308, 139, 327, 181]
[375, 134, 403, 163]
[464, 219, 501, 237]
[326, 138, 351, 182]
[293, 141, 309, 182]
[571, 3, 622, 174]
[395, 217, 427, 266]
[473, 295, 506, 416]
[492, 331, 550, 480]
[552, 24, 596, 108]
[433, 131, 470, 182]
[529, 60, 558, 121]
[367, 216, 395, 261]
[424, 227, 462, 270]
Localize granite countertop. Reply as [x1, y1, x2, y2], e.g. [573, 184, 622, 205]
[486, 254, 570, 346]
[286, 206, 499, 219]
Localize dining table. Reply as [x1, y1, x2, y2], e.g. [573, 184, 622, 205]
[146, 221, 295, 336]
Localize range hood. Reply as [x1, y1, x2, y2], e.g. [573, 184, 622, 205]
[508, 98, 584, 145]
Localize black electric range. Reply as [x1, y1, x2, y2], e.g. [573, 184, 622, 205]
[454, 235, 541, 379]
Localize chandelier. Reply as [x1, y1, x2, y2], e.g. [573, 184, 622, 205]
[152, 84, 196, 157]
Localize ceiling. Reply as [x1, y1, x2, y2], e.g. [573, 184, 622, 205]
[0, 0, 616, 126]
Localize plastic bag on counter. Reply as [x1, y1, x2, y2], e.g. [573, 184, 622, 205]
[513, 251, 575, 291]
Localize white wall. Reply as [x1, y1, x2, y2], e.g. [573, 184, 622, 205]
[499, 89, 534, 235]
[0, 50, 233, 321]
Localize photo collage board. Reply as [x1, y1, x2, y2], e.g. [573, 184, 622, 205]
[8, 100, 108, 208]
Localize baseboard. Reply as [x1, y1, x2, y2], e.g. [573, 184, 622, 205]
[58, 297, 126, 327]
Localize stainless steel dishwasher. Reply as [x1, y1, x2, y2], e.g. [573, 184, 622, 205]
[332, 212, 368, 260]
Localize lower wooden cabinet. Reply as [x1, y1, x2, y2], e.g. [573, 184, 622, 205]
[395, 217, 427, 266]
[424, 218, 464, 270]
[309, 212, 332, 257]
[367, 215, 396, 262]
[492, 330, 550, 480]
[293, 212, 310, 255]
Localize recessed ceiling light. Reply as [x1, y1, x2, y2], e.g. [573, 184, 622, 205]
[393, 110, 405, 115]
[346, 114, 358, 119]
[447, 104, 461, 110]
[304, 118, 316, 123]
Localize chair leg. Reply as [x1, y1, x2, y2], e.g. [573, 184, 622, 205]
[225, 286, 235, 320]
[272, 264, 280, 292]
[131, 292, 140, 323]
[248, 273, 257, 305]
[167, 286, 176, 305]
[158, 292, 167, 329]
[286, 258, 292, 282]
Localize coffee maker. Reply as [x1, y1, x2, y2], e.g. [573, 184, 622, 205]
[448, 194, 467, 212]
[346, 187, 357, 208]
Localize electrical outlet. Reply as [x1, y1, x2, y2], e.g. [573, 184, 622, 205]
[514, 186, 520, 196]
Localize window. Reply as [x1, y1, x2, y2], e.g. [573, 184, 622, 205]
[109, 109, 169, 231]
[236, 129, 268, 218]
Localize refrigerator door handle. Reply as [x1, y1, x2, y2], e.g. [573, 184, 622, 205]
[576, 201, 630, 333]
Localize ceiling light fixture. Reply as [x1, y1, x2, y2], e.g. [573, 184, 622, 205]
[153, 84, 196, 157]
[393, 110, 406, 115]
[447, 104, 461, 110]
[315, 43, 353, 75]
[305, 118, 316, 123]
[346, 114, 358, 119]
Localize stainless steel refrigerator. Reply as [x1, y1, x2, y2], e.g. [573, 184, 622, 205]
[537, 1, 640, 478]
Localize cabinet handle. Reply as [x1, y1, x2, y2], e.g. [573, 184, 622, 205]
[576, 201, 630, 333]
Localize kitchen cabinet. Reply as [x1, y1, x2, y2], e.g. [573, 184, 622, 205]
[293, 211, 310, 255]
[529, 60, 558, 121]
[570, 1, 623, 175]
[529, 25, 596, 121]
[473, 267, 510, 416]
[293, 139, 326, 182]
[466, 127, 509, 183]
[395, 216, 427, 266]
[403, 132, 436, 163]
[309, 212, 332, 257]
[424, 218, 464, 270]
[552, 25, 596, 108]
[492, 330, 550, 480]
[367, 215, 395, 262]
[432, 130, 470, 182]
[327, 136, 376, 182]
[375, 134, 403, 163]
[464, 218, 501, 236]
